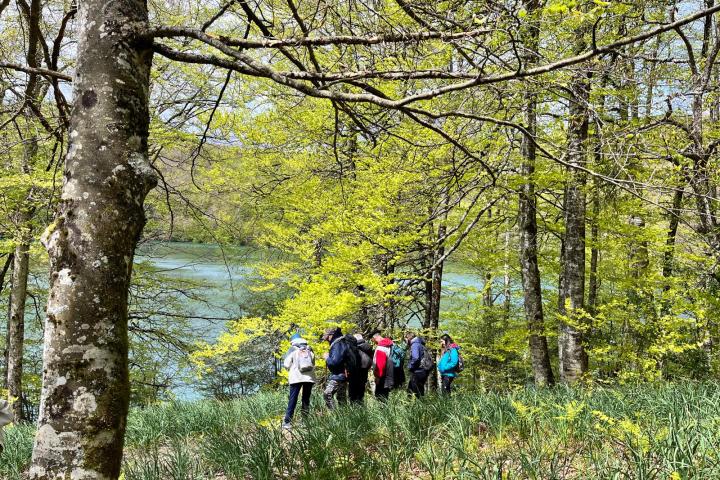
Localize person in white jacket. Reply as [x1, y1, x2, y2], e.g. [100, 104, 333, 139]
[282, 337, 316, 429]
[0, 399, 13, 453]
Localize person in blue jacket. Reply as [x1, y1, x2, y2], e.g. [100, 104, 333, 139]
[437, 334, 460, 394]
[321, 326, 351, 409]
[406, 332, 429, 398]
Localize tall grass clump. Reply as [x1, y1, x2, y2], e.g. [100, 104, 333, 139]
[0, 423, 34, 480]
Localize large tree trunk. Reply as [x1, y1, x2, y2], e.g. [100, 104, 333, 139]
[518, 0, 554, 387]
[29, 0, 156, 477]
[558, 41, 590, 383]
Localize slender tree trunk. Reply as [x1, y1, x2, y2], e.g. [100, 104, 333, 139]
[644, 36, 661, 118]
[558, 36, 591, 383]
[663, 187, 685, 280]
[503, 228, 511, 320]
[483, 272, 493, 307]
[0, 254, 12, 297]
[29, 0, 156, 477]
[2, 253, 14, 389]
[424, 220, 445, 392]
[6, 0, 43, 424]
[628, 215, 649, 278]
[517, 0, 554, 387]
[587, 179, 600, 315]
[7, 232, 30, 422]
[429, 224, 445, 332]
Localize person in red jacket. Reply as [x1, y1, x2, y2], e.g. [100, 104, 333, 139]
[371, 331, 395, 401]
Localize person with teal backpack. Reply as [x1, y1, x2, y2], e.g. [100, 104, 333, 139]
[437, 334, 463, 394]
[390, 336, 407, 389]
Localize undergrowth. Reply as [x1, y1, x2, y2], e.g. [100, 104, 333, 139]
[2, 382, 720, 479]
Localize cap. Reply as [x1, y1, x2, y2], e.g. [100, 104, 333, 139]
[320, 326, 340, 339]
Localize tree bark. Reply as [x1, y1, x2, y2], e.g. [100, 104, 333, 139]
[29, 0, 156, 477]
[6, 0, 43, 424]
[558, 37, 590, 383]
[517, 0, 554, 387]
[7, 232, 30, 422]
[662, 187, 685, 280]
[587, 179, 600, 315]
[2, 252, 14, 389]
[423, 220, 445, 392]
[0, 254, 12, 297]
[428, 224, 445, 332]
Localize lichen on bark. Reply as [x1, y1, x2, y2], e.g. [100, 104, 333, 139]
[29, 0, 156, 478]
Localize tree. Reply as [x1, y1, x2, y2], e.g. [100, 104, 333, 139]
[28, 0, 156, 476]
[517, 0, 555, 387]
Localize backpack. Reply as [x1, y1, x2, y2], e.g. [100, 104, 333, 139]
[419, 345, 435, 371]
[391, 344, 405, 369]
[455, 348, 465, 373]
[296, 346, 315, 373]
[341, 335, 361, 373]
[358, 346, 372, 370]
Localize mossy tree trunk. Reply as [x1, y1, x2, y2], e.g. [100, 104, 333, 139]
[29, 0, 156, 477]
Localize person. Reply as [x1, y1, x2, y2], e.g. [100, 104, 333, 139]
[322, 326, 353, 409]
[406, 332, 431, 398]
[350, 333, 373, 403]
[282, 336, 316, 429]
[371, 331, 394, 401]
[0, 399, 12, 453]
[437, 334, 461, 394]
[390, 335, 407, 389]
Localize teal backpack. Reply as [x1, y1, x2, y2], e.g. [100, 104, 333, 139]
[391, 344, 406, 369]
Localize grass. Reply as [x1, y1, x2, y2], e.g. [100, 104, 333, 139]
[2, 382, 720, 479]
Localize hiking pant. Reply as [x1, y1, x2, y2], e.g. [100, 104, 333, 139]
[284, 382, 313, 424]
[408, 370, 428, 398]
[375, 377, 391, 401]
[441, 375, 454, 395]
[349, 369, 369, 403]
[323, 378, 348, 409]
[393, 366, 406, 389]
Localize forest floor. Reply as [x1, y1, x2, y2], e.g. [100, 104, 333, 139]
[2, 382, 719, 479]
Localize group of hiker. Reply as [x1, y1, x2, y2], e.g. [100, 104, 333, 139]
[282, 327, 463, 428]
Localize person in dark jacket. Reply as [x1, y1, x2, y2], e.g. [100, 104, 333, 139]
[371, 332, 394, 401]
[406, 333, 429, 398]
[322, 326, 350, 409]
[349, 333, 373, 403]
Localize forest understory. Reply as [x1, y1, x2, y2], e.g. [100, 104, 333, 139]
[2, 382, 719, 480]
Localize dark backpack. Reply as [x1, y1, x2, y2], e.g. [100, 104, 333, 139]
[455, 348, 465, 373]
[419, 345, 435, 371]
[357, 344, 373, 370]
[341, 335, 361, 373]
